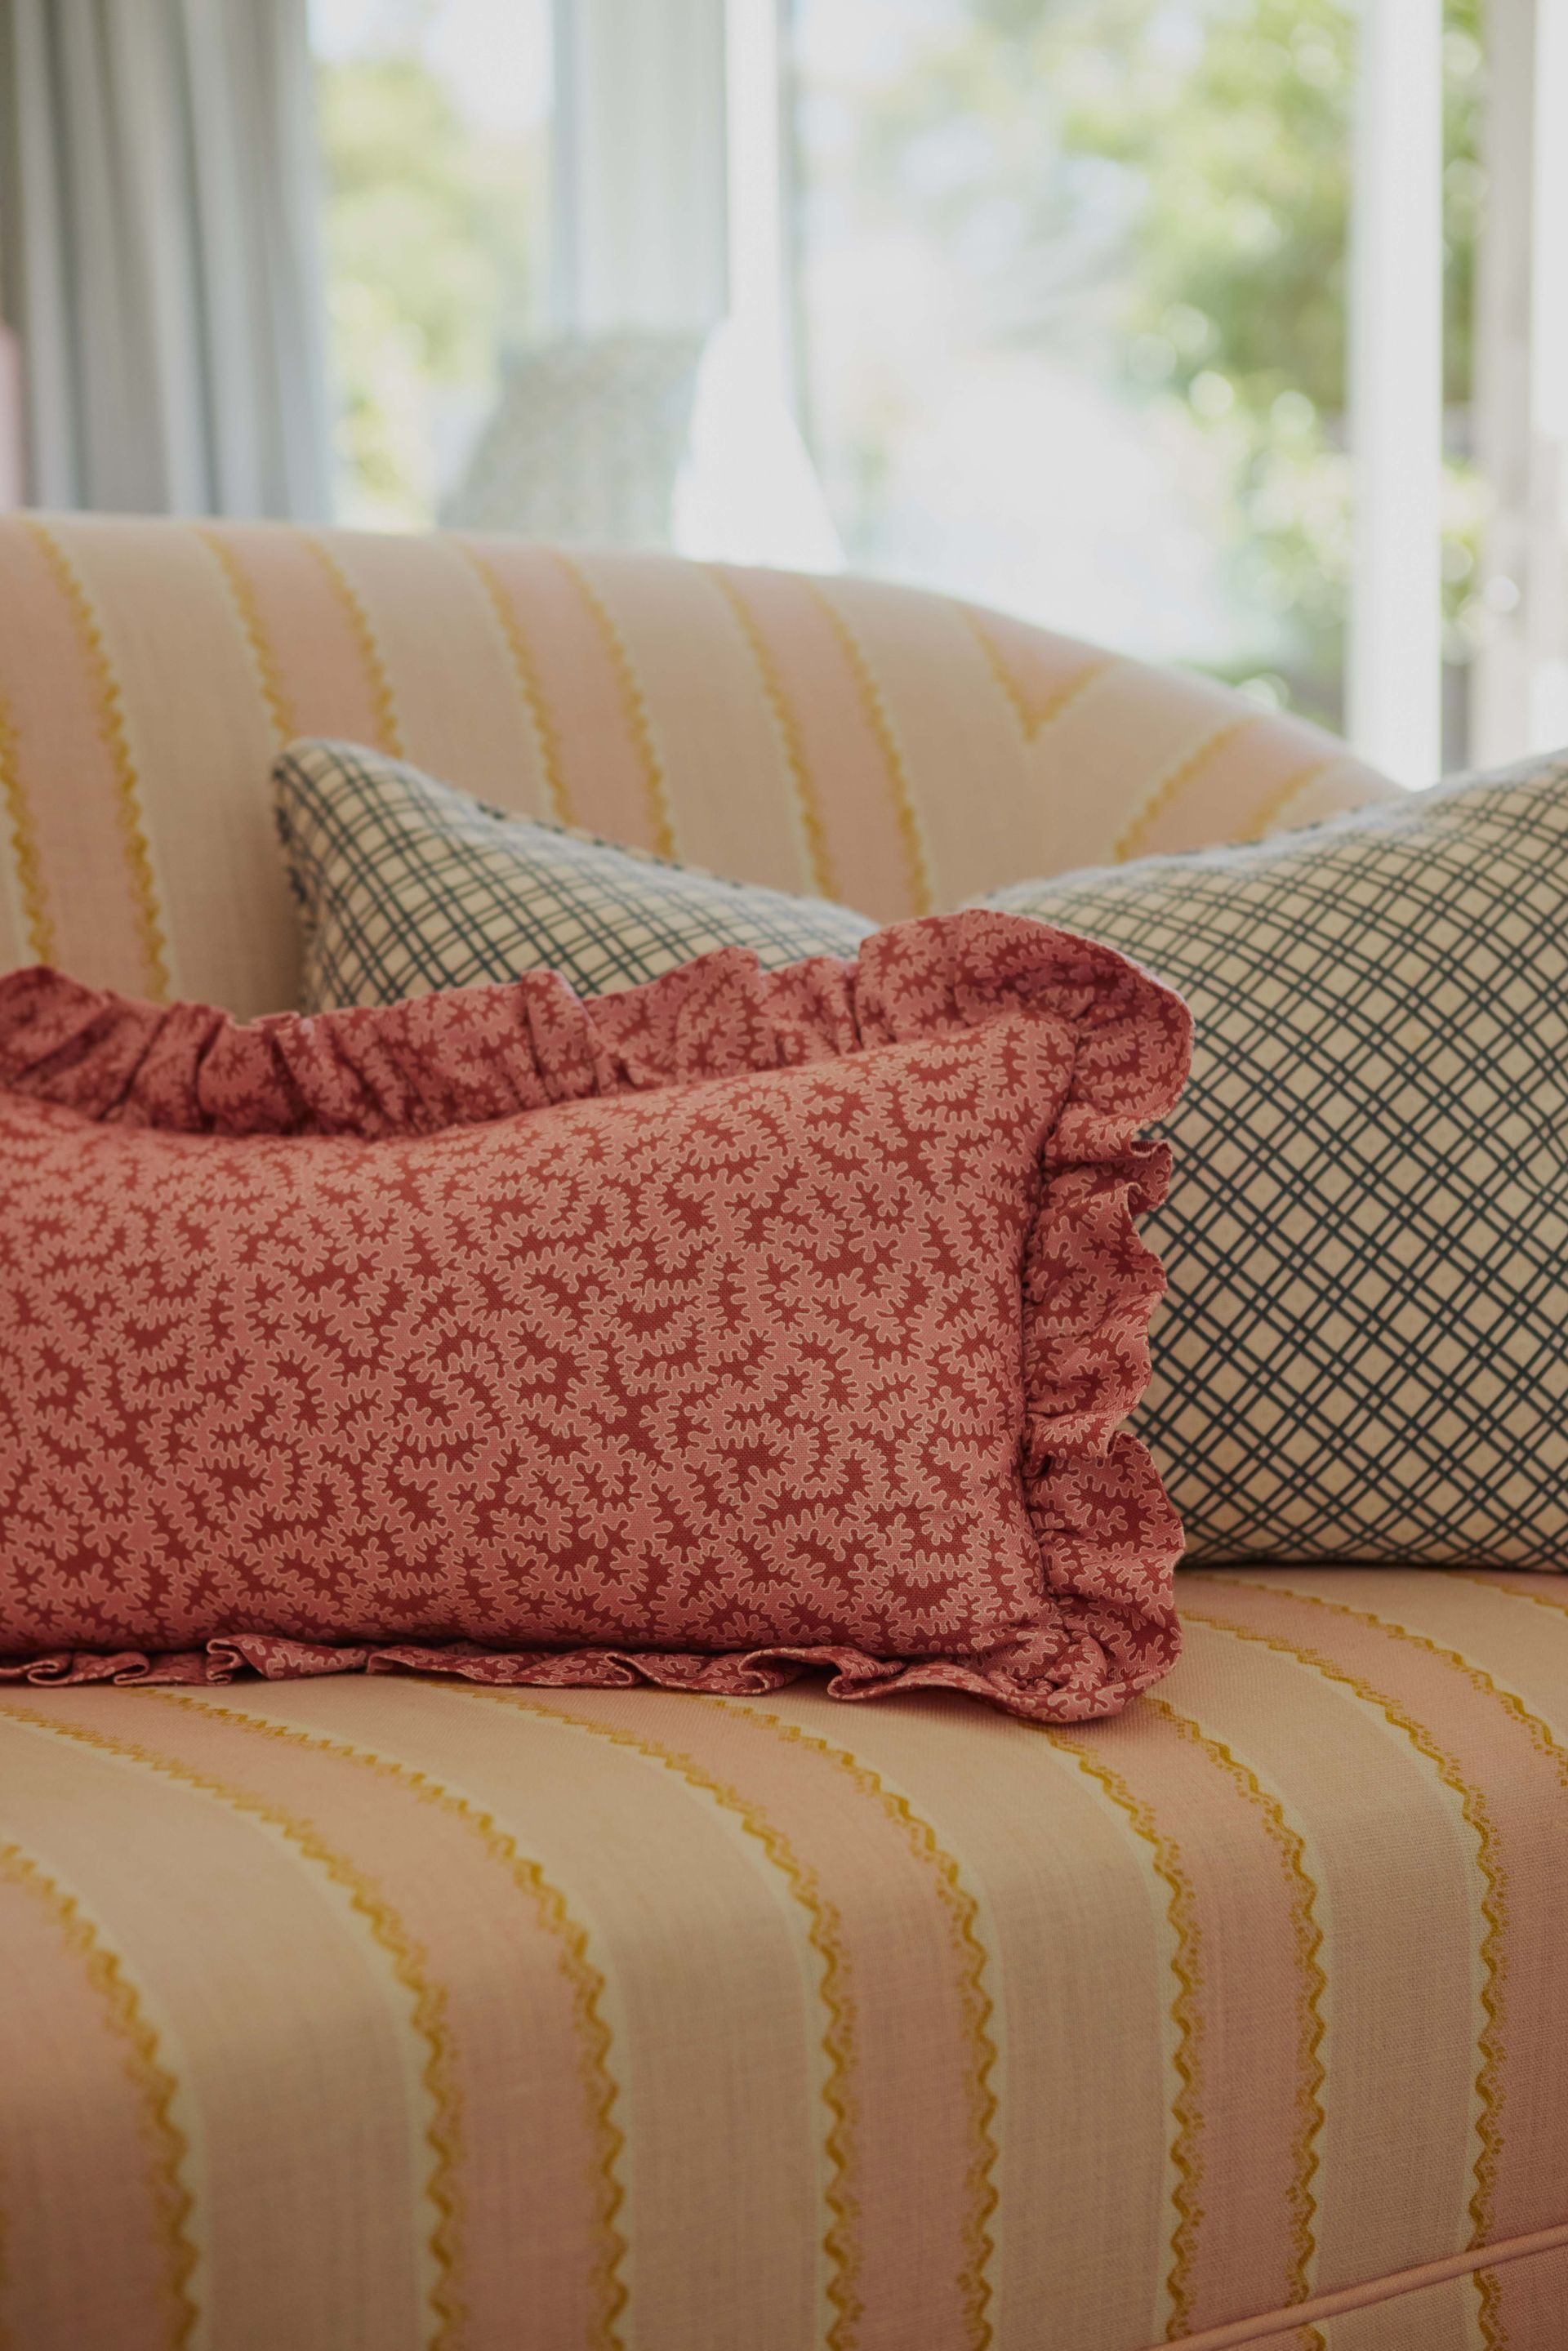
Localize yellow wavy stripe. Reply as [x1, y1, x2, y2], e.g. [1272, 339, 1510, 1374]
[805, 582, 933, 916]
[0, 689, 56, 964]
[719, 1703, 999, 2348]
[20, 517, 171, 1000]
[300, 532, 406, 758]
[1146, 1697, 1327, 2313]
[1441, 1572, 1568, 1619]
[2, 1706, 462, 2350]
[469, 1692, 863, 2348]
[1111, 714, 1258, 864]
[551, 551, 677, 858]
[157, 1691, 629, 2349]
[960, 608, 1114, 746]
[706, 568, 837, 899]
[1181, 1592, 1517, 2349]
[195, 527, 299, 748]
[454, 543, 575, 827]
[0, 1837, 200, 2347]
[1048, 1729, 1206, 2340]
[1239, 754, 1337, 844]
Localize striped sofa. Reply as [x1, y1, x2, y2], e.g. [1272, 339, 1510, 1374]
[3, 515, 1566, 2351]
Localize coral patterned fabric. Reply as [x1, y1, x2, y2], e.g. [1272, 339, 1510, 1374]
[0, 912, 1190, 1718]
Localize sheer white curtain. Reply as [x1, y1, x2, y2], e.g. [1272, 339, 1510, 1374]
[0, 0, 331, 516]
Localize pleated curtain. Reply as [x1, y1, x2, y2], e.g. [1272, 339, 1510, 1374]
[0, 0, 330, 517]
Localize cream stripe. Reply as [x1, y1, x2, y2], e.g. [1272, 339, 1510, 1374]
[0, 688, 56, 964]
[551, 553, 678, 858]
[705, 570, 836, 898]
[1112, 714, 1258, 862]
[1181, 1600, 1512, 2350]
[0, 1837, 200, 2349]
[466, 1693, 862, 2349]
[718, 1701, 1000, 2349]
[20, 518, 171, 999]
[158, 1691, 629, 2350]
[299, 533, 406, 759]
[1, 1707, 459, 2351]
[1147, 1697, 1329, 2332]
[1047, 1728, 1205, 2342]
[194, 529, 299, 750]
[805, 581, 934, 915]
[960, 609, 1114, 746]
[453, 545, 575, 826]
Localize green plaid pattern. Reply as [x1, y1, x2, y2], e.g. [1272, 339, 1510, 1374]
[982, 753, 1568, 1566]
[275, 741, 874, 1013]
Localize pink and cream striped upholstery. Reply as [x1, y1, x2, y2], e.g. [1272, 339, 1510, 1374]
[0, 512, 1391, 1018]
[7, 514, 1560, 2350]
[5, 1570, 1568, 2349]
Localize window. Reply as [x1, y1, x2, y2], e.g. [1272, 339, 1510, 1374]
[310, 0, 551, 529]
[309, 0, 1568, 777]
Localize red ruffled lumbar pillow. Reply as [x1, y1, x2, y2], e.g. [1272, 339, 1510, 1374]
[0, 914, 1191, 1721]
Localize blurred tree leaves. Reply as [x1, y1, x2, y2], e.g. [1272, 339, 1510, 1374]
[315, 45, 541, 524]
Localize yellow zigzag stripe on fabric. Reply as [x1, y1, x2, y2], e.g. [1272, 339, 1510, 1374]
[960, 607, 1114, 745]
[3, 1706, 464, 2351]
[195, 527, 299, 748]
[1181, 1590, 1527, 2351]
[1198, 1567, 1568, 2349]
[1442, 1572, 1568, 1621]
[706, 568, 837, 901]
[1048, 1729, 1207, 2341]
[456, 544, 575, 827]
[159, 1691, 630, 2351]
[1111, 714, 1258, 864]
[21, 518, 171, 1000]
[719, 1703, 1000, 2350]
[551, 552, 678, 860]
[0, 1836, 201, 2347]
[0, 689, 56, 964]
[1240, 754, 1339, 844]
[300, 532, 406, 759]
[806, 581, 934, 917]
[472, 1693, 865, 2350]
[1147, 1696, 1328, 2335]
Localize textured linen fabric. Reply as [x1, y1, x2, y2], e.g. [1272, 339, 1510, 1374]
[981, 755, 1568, 1568]
[0, 914, 1190, 1718]
[3, 1567, 1568, 2351]
[274, 737, 874, 1009]
[0, 512, 1392, 1017]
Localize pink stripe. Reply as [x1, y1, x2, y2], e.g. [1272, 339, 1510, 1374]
[1160, 2218, 1568, 2349]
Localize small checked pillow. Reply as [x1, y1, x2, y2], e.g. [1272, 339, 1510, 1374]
[981, 751, 1568, 1568]
[275, 739, 874, 1011]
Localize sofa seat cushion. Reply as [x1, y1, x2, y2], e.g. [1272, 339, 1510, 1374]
[3, 1565, 1566, 2351]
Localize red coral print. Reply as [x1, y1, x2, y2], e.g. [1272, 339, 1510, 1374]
[0, 913, 1191, 1719]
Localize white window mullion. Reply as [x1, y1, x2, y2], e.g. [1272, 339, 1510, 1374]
[550, 0, 728, 335]
[1348, 0, 1445, 784]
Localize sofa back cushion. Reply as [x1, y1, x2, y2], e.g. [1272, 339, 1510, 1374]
[0, 513, 1390, 1017]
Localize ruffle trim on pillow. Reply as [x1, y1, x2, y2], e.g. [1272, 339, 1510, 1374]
[0, 911, 1190, 1139]
[0, 913, 1191, 1722]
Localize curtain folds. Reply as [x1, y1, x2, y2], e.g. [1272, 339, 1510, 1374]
[0, 0, 330, 517]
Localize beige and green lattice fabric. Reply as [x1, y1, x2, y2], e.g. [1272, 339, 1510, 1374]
[0, 513, 1391, 1018]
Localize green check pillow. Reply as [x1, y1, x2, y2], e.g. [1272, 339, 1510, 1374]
[274, 740, 874, 1012]
[980, 751, 1568, 1568]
